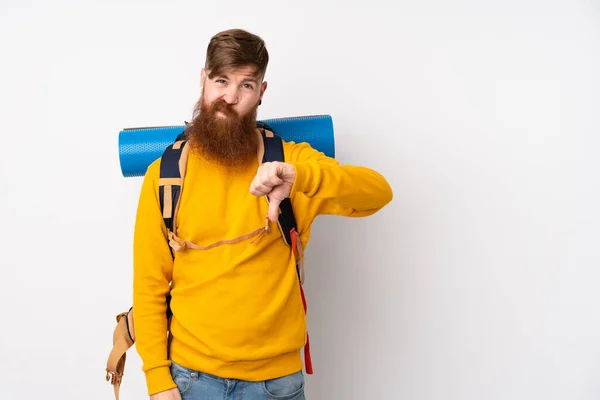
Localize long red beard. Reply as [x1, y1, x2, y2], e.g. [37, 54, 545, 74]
[186, 96, 259, 168]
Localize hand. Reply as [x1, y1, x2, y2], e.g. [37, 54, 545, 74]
[150, 388, 182, 400]
[250, 161, 296, 222]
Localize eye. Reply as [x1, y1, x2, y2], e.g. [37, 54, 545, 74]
[242, 83, 254, 90]
[215, 79, 226, 84]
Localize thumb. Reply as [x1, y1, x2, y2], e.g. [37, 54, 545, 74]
[267, 196, 281, 223]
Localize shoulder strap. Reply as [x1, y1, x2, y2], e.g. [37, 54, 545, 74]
[259, 122, 312, 374]
[105, 310, 135, 400]
[159, 130, 189, 236]
[258, 123, 298, 248]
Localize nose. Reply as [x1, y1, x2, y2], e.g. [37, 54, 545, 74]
[222, 87, 239, 105]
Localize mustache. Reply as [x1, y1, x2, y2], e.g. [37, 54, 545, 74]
[212, 99, 237, 116]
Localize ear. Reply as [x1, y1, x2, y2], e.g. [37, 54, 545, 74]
[260, 81, 268, 100]
[200, 68, 207, 86]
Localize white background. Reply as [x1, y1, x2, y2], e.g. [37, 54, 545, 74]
[1, 1, 599, 399]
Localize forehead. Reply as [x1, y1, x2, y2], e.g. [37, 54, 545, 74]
[212, 65, 262, 81]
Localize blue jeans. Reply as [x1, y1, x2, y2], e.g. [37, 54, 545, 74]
[170, 360, 306, 400]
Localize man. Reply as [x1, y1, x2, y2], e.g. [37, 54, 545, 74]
[133, 29, 393, 400]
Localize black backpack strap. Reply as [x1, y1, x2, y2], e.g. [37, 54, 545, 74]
[159, 131, 188, 234]
[259, 125, 297, 248]
[158, 129, 188, 320]
[258, 124, 312, 374]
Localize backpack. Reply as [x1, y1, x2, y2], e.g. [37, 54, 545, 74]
[105, 122, 312, 399]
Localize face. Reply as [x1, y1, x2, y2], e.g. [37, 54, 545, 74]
[201, 65, 267, 118]
[185, 65, 267, 169]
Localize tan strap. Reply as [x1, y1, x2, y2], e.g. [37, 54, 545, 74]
[106, 312, 135, 400]
[124, 309, 136, 341]
[263, 128, 274, 138]
[256, 129, 265, 166]
[158, 178, 183, 187]
[292, 229, 306, 284]
[158, 140, 190, 231]
[107, 313, 134, 371]
[162, 185, 173, 219]
[168, 218, 270, 252]
[256, 127, 277, 165]
[172, 141, 191, 236]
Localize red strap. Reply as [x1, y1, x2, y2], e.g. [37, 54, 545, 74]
[300, 284, 313, 374]
[290, 228, 298, 259]
[299, 278, 307, 312]
[292, 229, 313, 374]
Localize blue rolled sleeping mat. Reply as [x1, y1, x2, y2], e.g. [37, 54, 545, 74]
[118, 115, 335, 177]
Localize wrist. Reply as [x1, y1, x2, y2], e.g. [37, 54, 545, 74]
[145, 366, 177, 396]
[290, 160, 313, 196]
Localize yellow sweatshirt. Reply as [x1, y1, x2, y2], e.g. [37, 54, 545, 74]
[132, 139, 393, 395]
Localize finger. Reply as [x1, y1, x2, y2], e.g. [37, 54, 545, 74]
[268, 197, 281, 222]
[260, 165, 283, 188]
[250, 177, 271, 196]
[250, 186, 266, 196]
[251, 173, 276, 195]
[261, 174, 283, 188]
[251, 164, 284, 196]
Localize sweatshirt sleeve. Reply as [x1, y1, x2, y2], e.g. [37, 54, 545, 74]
[286, 141, 393, 218]
[132, 160, 178, 395]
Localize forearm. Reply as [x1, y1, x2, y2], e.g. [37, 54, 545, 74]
[292, 158, 393, 217]
[132, 287, 174, 395]
[132, 170, 177, 395]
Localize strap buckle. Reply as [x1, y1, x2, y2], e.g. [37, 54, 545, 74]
[105, 369, 123, 385]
